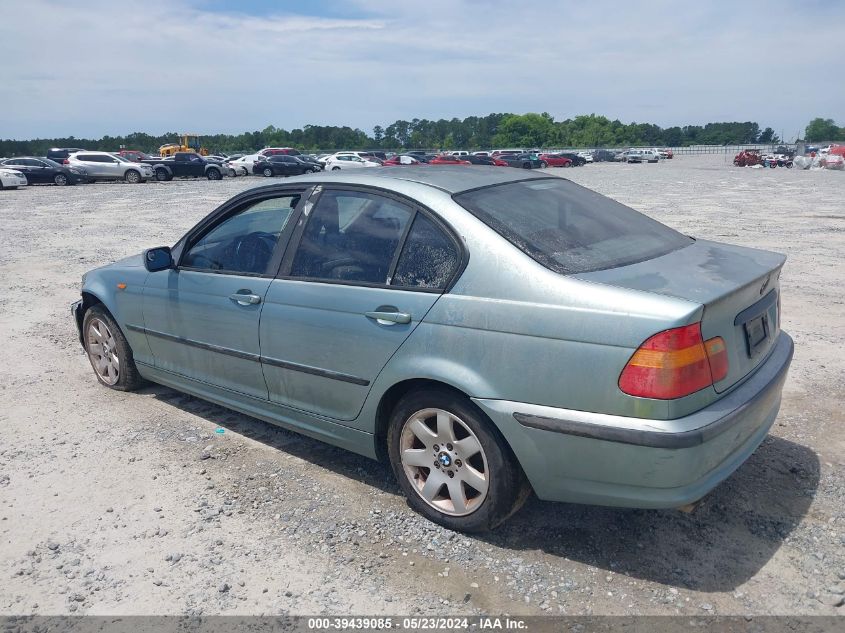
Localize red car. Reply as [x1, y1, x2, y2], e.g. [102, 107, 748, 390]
[429, 155, 471, 165]
[116, 150, 154, 162]
[382, 155, 425, 166]
[538, 153, 572, 168]
[491, 157, 509, 166]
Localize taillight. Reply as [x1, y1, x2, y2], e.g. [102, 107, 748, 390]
[619, 323, 729, 400]
[703, 336, 728, 382]
[63, 159, 69, 164]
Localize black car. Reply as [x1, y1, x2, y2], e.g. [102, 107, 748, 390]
[498, 153, 544, 169]
[0, 157, 88, 186]
[253, 155, 322, 177]
[293, 155, 324, 171]
[465, 155, 499, 166]
[558, 152, 587, 166]
[592, 149, 617, 162]
[46, 148, 87, 165]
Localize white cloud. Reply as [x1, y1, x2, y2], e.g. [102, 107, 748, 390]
[0, 0, 842, 139]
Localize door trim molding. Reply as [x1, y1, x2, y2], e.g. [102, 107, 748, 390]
[128, 324, 370, 386]
[126, 324, 260, 362]
[260, 355, 370, 386]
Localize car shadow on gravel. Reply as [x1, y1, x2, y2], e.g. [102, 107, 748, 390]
[484, 434, 819, 592]
[146, 387, 818, 593]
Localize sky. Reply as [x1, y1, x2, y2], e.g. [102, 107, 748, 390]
[0, 0, 843, 141]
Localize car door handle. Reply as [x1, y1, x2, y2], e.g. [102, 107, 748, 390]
[365, 310, 411, 325]
[229, 291, 261, 306]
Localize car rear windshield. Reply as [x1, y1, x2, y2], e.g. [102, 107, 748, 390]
[453, 178, 692, 274]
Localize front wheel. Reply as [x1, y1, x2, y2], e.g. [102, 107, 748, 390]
[54, 173, 69, 186]
[262, 167, 274, 177]
[539, 161, 548, 169]
[331, 166, 341, 171]
[387, 388, 530, 532]
[206, 168, 222, 180]
[82, 305, 145, 391]
[155, 167, 170, 182]
[124, 169, 141, 184]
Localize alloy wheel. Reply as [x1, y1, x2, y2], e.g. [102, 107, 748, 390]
[86, 318, 120, 386]
[399, 408, 489, 516]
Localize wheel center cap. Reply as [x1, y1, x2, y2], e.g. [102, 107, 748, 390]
[437, 452, 452, 467]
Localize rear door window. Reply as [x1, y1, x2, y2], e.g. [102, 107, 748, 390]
[289, 190, 413, 284]
[454, 178, 692, 274]
[392, 213, 460, 289]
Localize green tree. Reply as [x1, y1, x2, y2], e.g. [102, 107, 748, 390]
[805, 118, 842, 142]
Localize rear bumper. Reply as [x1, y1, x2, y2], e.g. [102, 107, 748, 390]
[473, 331, 793, 508]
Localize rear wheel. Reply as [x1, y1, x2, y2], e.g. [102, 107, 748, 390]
[262, 167, 273, 177]
[54, 173, 69, 186]
[522, 162, 531, 169]
[124, 169, 141, 184]
[387, 388, 530, 532]
[539, 161, 548, 168]
[82, 305, 145, 391]
[331, 166, 341, 171]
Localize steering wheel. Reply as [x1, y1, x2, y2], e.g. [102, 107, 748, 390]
[233, 232, 274, 273]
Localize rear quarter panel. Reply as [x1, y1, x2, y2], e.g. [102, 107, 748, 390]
[359, 191, 707, 425]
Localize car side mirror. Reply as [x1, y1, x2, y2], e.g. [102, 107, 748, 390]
[144, 246, 173, 272]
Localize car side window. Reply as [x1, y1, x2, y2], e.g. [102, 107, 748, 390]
[289, 190, 413, 284]
[392, 213, 460, 290]
[181, 194, 301, 275]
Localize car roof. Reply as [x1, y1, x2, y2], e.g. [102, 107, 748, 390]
[277, 165, 552, 194]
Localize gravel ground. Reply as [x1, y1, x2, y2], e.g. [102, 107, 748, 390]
[0, 155, 843, 616]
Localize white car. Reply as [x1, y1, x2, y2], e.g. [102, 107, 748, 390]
[68, 152, 153, 183]
[0, 167, 27, 190]
[449, 151, 470, 157]
[324, 155, 381, 170]
[226, 154, 262, 176]
[331, 151, 375, 161]
[577, 151, 594, 163]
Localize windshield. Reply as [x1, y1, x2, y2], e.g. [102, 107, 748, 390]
[453, 178, 692, 274]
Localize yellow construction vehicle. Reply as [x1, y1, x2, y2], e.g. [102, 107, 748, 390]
[158, 133, 209, 158]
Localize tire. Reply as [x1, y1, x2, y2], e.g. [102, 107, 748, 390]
[387, 387, 530, 532]
[331, 166, 341, 171]
[54, 173, 69, 186]
[521, 162, 531, 169]
[206, 168, 222, 180]
[262, 167, 273, 177]
[124, 169, 141, 184]
[82, 305, 145, 392]
[155, 167, 170, 182]
[539, 161, 548, 169]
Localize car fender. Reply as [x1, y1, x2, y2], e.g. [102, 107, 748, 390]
[79, 261, 153, 363]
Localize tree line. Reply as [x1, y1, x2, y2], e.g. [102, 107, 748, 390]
[2, 113, 838, 157]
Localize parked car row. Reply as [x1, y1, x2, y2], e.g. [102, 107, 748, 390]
[1, 144, 680, 191]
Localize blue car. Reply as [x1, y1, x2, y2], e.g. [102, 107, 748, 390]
[73, 167, 793, 531]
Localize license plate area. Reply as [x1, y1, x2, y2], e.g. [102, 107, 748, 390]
[743, 313, 770, 358]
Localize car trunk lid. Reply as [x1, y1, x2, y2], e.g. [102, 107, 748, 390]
[575, 239, 786, 393]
